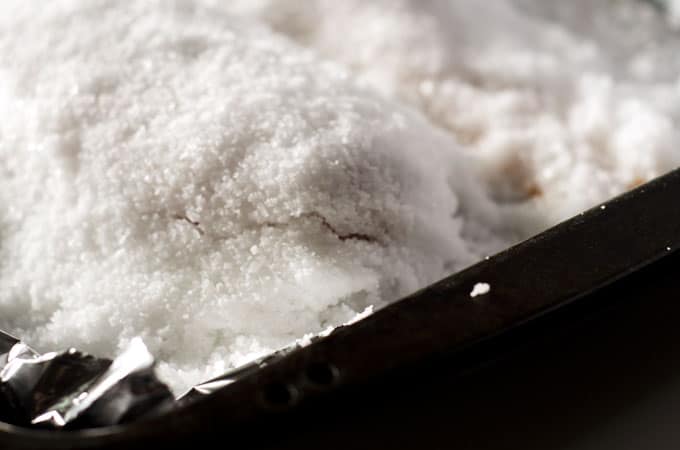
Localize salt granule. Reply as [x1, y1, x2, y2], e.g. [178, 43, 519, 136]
[0, 0, 512, 393]
[470, 283, 491, 299]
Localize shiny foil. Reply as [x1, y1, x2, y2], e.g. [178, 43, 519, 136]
[0, 331, 173, 429]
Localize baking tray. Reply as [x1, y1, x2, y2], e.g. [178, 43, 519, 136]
[2, 167, 680, 449]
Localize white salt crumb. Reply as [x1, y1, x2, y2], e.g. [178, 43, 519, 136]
[342, 305, 375, 326]
[296, 305, 373, 347]
[470, 283, 491, 299]
[600, 205, 607, 210]
[667, 246, 672, 251]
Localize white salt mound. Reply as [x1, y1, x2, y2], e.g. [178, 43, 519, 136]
[0, 1, 513, 393]
[225, 0, 680, 228]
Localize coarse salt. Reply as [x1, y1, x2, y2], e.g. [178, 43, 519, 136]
[226, 0, 680, 229]
[0, 0, 513, 393]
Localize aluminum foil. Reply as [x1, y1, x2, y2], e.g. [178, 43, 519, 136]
[0, 330, 305, 430]
[0, 329, 309, 430]
[0, 331, 173, 429]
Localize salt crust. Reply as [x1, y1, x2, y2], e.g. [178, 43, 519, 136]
[0, 1, 513, 392]
[225, 0, 680, 228]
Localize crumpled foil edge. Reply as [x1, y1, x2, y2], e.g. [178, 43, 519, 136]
[0, 331, 173, 429]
